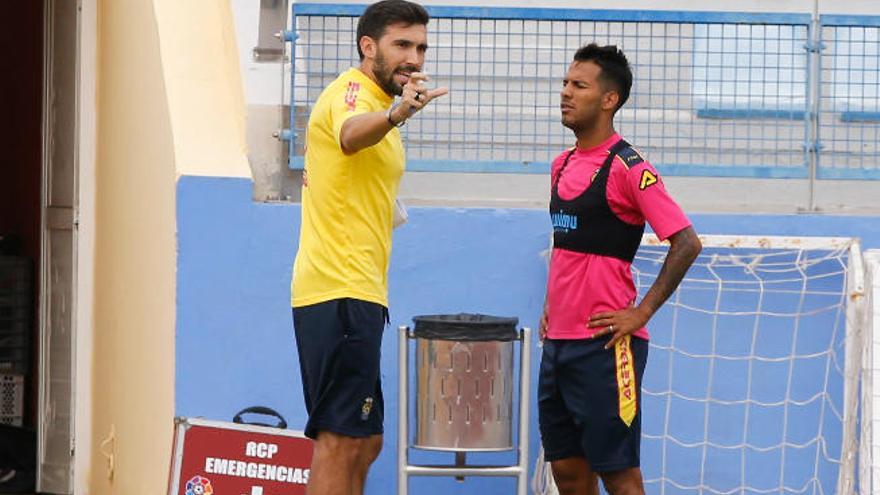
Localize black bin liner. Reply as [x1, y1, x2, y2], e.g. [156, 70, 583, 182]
[412, 313, 518, 342]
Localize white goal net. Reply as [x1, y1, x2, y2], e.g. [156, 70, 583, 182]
[534, 235, 866, 495]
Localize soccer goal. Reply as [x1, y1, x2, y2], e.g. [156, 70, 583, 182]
[534, 234, 867, 495]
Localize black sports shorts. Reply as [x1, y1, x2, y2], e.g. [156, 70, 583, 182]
[538, 335, 648, 472]
[292, 298, 388, 439]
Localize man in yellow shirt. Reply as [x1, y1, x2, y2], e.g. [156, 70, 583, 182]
[290, 1, 447, 494]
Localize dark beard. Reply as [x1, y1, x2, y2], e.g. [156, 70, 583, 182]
[372, 51, 418, 97]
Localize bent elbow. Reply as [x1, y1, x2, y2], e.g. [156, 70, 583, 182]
[338, 122, 361, 155]
[339, 135, 356, 155]
[690, 237, 702, 262]
[671, 227, 702, 264]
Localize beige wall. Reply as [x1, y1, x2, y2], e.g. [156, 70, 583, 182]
[92, 0, 176, 492]
[91, 0, 248, 493]
[154, 0, 251, 178]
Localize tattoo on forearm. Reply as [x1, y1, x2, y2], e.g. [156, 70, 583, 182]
[642, 228, 701, 316]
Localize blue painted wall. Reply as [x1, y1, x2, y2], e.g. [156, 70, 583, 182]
[176, 176, 880, 494]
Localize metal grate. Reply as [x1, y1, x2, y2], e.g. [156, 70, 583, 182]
[287, 5, 880, 180]
[819, 16, 880, 179]
[0, 374, 24, 427]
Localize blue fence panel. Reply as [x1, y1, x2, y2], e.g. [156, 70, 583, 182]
[818, 16, 880, 179]
[286, 5, 880, 179]
[288, 5, 815, 178]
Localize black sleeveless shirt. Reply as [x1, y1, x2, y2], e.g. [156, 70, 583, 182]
[550, 139, 646, 263]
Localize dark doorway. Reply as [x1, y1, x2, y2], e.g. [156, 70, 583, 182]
[0, 1, 45, 493]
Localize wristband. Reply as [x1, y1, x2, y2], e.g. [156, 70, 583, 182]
[386, 104, 406, 128]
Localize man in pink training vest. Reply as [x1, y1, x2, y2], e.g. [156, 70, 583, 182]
[538, 43, 702, 495]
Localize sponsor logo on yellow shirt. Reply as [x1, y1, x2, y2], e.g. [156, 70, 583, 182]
[345, 81, 361, 112]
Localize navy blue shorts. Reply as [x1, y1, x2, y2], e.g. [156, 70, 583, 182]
[538, 335, 648, 472]
[292, 298, 388, 439]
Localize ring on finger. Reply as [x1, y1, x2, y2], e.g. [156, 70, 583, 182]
[609, 324, 614, 333]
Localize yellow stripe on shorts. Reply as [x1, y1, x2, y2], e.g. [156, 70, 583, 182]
[615, 335, 637, 427]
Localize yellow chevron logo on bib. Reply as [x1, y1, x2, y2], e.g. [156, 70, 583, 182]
[615, 335, 637, 427]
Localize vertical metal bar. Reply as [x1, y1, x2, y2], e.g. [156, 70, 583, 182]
[398, 326, 410, 495]
[806, 1, 821, 210]
[517, 328, 532, 495]
[454, 452, 467, 482]
[37, 2, 53, 489]
[864, 251, 880, 495]
[838, 241, 865, 495]
[288, 4, 298, 170]
[167, 419, 189, 495]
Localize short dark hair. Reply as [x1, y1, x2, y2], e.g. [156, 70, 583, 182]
[356, 0, 430, 60]
[573, 43, 633, 111]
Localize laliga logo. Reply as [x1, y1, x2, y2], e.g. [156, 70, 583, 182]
[185, 475, 214, 495]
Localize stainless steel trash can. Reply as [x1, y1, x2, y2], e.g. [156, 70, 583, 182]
[397, 315, 531, 495]
[412, 314, 518, 451]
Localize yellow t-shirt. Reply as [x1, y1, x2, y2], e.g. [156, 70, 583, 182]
[291, 68, 405, 308]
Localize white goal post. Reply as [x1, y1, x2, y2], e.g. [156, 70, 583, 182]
[860, 249, 880, 495]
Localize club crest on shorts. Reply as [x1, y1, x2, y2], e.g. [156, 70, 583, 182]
[360, 397, 374, 421]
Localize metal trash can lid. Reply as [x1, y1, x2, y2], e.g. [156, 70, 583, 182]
[412, 313, 519, 341]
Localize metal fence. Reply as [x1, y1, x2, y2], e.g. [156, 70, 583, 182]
[283, 5, 880, 180]
[820, 16, 880, 179]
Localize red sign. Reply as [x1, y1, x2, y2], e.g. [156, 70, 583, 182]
[169, 418, 313, 495]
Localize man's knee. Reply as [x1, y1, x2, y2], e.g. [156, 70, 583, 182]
[599, 467, 644, 495]
[551, 457, 597, 495]
[554, 475, 585, 495]
[314, 431, 362, 463]
[357, 435, 383, 467]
